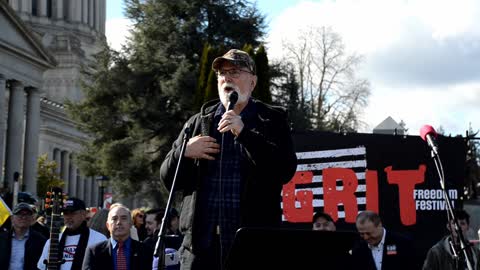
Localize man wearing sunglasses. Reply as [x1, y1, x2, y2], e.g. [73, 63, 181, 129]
[160, 49, 297, 270]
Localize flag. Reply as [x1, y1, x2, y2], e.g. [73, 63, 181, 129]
[0, 196, 12, 227]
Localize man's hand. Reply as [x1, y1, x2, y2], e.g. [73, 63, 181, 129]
[218, 110, 244, 136]
[184, 135, 220, 160]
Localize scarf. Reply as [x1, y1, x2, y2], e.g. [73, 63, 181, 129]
[58, 221, 90, 270]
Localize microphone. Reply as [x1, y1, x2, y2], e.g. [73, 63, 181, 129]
[227, 91, 238, 110]
[420, 125, 439, 155]
[183, 121, 193, 138]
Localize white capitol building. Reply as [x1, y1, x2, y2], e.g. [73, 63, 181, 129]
[0, 0, 109, 207]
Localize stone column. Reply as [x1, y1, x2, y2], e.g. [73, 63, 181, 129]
[4, 81, 25, 190]
[54, 0, 63, 20]
[53, 148, 61, 174]
[10, 0, 20, 11]
[94, 0, 100, 31]
[21, 0, 31, 14]
[38, 139, 49, 159]
[0, 75, 6, 186]
[92, 177, 99, 207]
[22, 87, 41, 196]
[69, 157, 77, 196]
[85, 176, 92, 206]
[100, 0, 106, 34]
[88, 0, 94, 28]
[66, 0, 81, 22]
[77, 172, 84, 201]
[75, 0, 82, 22]
[61, 150, 70, 194]
[67, 0, 74, 21]
[82, 0, 88, 24]
[38, 0, 47, 17]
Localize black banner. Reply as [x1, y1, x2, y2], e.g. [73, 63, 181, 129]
[281, 131, 467, 261]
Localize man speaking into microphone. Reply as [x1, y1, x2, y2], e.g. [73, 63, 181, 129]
[159, 49, 297, 270]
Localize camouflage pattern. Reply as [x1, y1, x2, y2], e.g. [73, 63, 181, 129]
[212, 49, 256, 74]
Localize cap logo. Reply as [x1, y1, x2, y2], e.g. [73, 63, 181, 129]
[65, 200, 74, 207]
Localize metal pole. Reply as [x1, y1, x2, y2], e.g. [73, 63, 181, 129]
[99, 186, 104, 208]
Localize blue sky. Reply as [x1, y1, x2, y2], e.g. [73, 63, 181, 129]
[107, 0, 298, 24]
[106, 1, 125, 19]
[105, 0, 480, 136]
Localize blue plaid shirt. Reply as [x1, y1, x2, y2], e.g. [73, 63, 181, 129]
[196, 100, 257, 254]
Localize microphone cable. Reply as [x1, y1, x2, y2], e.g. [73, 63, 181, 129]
[217, 131, 226, 270]
[216, 91, 238, 269]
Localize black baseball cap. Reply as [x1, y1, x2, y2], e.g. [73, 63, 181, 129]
[63, 198, 86, 213]
[13, 202, 35, 214]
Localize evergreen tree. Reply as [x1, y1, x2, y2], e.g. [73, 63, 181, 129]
[196, 43, 214, 109]
[253, 45, 271, 103]
[242, 44, 254, 56]
[199, 1, 265, 50]
[67, 0, 266, 204]
[270, 61, 311, 131]
[197, 44, 272, 105]
[204, 70, 219, 102]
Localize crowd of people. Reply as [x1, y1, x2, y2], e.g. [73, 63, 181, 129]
[0, 48, 478, 270]
[311, 209, 480, 270]
[0, 197, 183, 270]
[1, 198, 478, 270]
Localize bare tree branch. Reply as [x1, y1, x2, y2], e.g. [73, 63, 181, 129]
[281, 25, 371, 131]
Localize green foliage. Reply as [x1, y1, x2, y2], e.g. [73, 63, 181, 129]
[196, 43, 213, 109]
[252, 45, 271, 103]
[37, 154, 64, 199]
[242, 44, 254, 56]
[270, 61, 311, 131]
[204, 70, 219, 102]
[197, 43, 273, 106]
[67, 0, 266, 205]
[195, 1, 266, 49]
[196, 44, 226, 109]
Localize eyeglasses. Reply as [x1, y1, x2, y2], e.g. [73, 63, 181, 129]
[216, 69, 253, 79]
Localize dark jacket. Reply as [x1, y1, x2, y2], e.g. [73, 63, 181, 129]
[159, 99, 297, 254]
[0, 227, 47, 270]
[81, 238, 153, 270]
[351, 229, 417, 270]
[31, 221, 50, 239]
[143, 230, 183, 251]
[422, 236, 480, 270]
